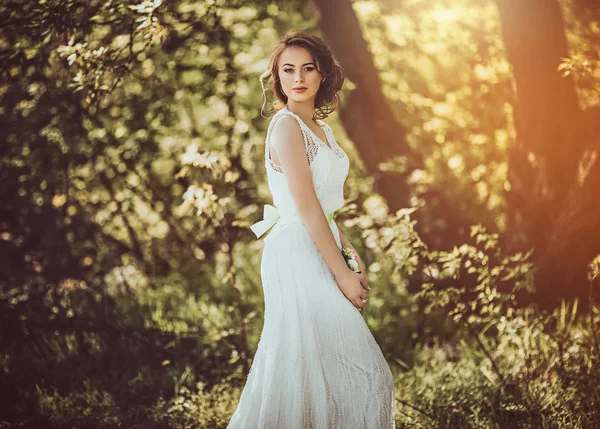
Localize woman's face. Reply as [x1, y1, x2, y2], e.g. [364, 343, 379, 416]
[278, 46, 323, 105]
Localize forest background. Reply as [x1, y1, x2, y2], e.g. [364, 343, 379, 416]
[2, 0, 600, 428]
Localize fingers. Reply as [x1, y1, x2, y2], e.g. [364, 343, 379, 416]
[348, 296, 357, 308]
[350, 296, 366, 311]
[347, 274, 370, 311]
[358, 275, 365, 289]
[358, 272, 370, 290]
[360, 277, 371, 290]
[353, 296, 367, 311]
[359, 284, 369, 299]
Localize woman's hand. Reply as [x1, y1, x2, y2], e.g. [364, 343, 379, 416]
[335, 269, 371, 311]
[356, 254, 368, 283]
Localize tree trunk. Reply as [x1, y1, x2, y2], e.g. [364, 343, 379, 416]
[495, 0, 600, 306]
[311, 0, 420, 213]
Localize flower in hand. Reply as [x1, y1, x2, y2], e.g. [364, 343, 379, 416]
[342, 247, 362, 273]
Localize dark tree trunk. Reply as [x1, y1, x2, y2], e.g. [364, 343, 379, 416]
[495, 0, 600, 307]
[311, 0, 421, 213]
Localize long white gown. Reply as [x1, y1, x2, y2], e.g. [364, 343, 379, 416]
[228, 106, 396, 429]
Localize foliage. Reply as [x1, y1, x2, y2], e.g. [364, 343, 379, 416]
[405, 239, 599, 427]
[375, 214, 600, 428]
[560, 0, 600, 108]
[0, 0, 306, 424]
[354, 0, 515, 241]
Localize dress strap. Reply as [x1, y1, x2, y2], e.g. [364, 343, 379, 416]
[282, 108, 332, 152]
[264, 108, 321, 169]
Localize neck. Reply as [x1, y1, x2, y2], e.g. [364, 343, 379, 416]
[285, 101, 316, 124]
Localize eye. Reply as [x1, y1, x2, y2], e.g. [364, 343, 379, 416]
[283, 67, 315, 73]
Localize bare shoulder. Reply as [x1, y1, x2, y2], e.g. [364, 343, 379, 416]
[270, 114, 303, 153]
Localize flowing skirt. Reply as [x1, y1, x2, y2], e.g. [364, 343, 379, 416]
[227, 221, 396, 429]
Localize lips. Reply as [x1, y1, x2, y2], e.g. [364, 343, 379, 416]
[293, 88, 307, 92]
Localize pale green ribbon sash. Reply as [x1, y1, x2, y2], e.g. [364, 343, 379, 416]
[250, 204, 336, 239]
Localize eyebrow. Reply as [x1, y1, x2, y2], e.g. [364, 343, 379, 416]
[281, 62, 315, 68]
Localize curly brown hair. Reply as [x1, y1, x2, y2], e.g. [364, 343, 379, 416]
[260, 30, 344, 121]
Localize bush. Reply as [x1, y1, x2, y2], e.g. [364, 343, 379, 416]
[389, 223, 600, 428]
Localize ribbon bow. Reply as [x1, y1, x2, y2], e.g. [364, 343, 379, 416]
[250, 204, 280, 238]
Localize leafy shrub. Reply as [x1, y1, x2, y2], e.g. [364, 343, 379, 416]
[387, 221, 600, 428]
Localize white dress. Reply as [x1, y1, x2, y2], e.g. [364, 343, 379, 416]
[228, 106, 396, 429]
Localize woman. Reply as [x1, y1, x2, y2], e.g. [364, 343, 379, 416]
[228, 30, 396, 429]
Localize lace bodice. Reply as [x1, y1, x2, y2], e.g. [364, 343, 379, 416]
[264, 106, 350, 218]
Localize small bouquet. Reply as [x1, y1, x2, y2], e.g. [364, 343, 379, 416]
[341, 246, 362, 274]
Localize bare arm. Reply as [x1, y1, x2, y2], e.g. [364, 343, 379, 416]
[339, 229, 352, 250]
[270, 116, 369, 309]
